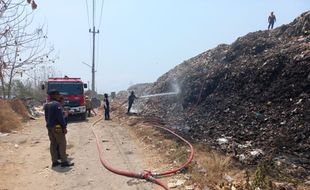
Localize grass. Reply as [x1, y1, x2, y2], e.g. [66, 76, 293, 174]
[124, 118, 236, 189]
[114, 112, 235, 189]
[190, 148, 234, 189]
[0, 100, 21, 132]
[9, 99, 30, 121]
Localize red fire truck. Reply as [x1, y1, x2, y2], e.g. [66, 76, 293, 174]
[43, 76, 88, 120]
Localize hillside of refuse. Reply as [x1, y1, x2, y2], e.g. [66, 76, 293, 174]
[139, 11, 310, 178]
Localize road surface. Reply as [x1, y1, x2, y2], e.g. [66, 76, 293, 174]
[0, 116, 159, 190]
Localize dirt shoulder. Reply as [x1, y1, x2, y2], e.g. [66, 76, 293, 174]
[0, 116, 162, 190]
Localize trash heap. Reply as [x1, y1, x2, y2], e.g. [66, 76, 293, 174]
[128, 83, 152, 97]
[141, 11, 310, 177]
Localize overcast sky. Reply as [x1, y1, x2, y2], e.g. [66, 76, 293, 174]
[33, 0, 309, 94]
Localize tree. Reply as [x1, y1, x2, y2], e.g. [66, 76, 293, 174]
[11, 79, 33, 98]
[0, 0, 54, 99]
[26, 0, 37, 10]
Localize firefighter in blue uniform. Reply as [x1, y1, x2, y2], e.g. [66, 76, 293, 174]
[127, 91, 138, 114]
[44, 89, 74, 167]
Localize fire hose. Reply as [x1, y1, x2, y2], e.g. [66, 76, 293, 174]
[91, 116, 194, 189]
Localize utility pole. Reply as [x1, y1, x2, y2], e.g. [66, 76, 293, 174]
[89, 0, 99, 96]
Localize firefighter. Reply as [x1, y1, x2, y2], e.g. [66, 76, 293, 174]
[59, 95, 69, 122]
[268, 12, 276, 30]
[44, 89, 74, 167]
[127, 91, 138, 114]
[103, 93, 110, 120]
[56, 95, 68, 160]
[85, 96, 92, 117]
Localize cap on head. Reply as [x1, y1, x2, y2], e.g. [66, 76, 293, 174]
[104, 93, 108, 98]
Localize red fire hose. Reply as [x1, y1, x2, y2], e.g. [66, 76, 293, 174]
[91, 117, 194, 190]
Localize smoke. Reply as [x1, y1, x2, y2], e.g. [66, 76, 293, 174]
[171, 81, 180, 94]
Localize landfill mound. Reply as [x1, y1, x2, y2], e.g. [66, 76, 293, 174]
[115, 83, 153, 100]
[141, 11, 310, 177]
[128, 83, 152, 96]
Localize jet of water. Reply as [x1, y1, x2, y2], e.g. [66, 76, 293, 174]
[140, 91, 179, 98]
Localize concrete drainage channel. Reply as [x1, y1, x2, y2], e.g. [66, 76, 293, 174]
[91, 116, 194, 190]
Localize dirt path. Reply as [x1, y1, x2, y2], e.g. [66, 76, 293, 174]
[0, 116, 159, 190]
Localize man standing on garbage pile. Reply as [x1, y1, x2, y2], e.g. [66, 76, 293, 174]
[127, 91, 138, 114]
[268, 11, 276, 30]
[44, 89, 74, 168]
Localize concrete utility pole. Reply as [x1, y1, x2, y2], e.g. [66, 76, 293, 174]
[89, 0, 99, 95]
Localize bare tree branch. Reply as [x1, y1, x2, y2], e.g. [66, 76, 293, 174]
[0, 0, 53, 98]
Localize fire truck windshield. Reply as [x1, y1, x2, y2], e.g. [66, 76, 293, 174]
[47, 82, 83, 95]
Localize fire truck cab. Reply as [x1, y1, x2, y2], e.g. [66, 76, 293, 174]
[43, 76, 88, 120]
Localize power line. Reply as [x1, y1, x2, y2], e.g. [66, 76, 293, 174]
[85, 0, 91, 28]
[96, 32, 100, 71]
[88, 32, 92, 60]
[95, 34, 98, 71]
[86, 0, 92, 62]
[98, 0, 105, 29]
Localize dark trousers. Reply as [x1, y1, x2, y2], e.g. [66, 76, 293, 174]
[127, 102, 133, 113]
[48, 128, 67, 163]
[104, 108, 110, 120]
[87, 109, 91, 117]
[268, 22, 274, 30]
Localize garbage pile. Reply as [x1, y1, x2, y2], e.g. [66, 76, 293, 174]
[128, 83, 152, 97]
[21, 98, 42, 118]
[141, 11, 310, 177]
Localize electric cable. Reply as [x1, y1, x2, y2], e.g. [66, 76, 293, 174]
[85, 0, 91, 29]
[98, 0, 105, 29]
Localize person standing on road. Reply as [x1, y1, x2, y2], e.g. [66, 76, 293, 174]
[103, 93, 110, 120]
[44, 89, 74, 168]
[85, 96, 92, 117]
[127, 91, 138, 114]
[59, 96, 69, 123]
[268, 12, 276, 30]
[56, 95, 69, 160]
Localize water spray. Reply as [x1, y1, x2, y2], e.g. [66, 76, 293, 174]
[140, 82, 180, 99]
[140, 91, 179, 98]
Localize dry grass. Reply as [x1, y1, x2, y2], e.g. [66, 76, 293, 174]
[124, 117, 234, 188]
[0, 100, 22, 132]
[189, 148, 234, 189]
[9, 99, 30, 121]
[113, 111, 236, 189]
